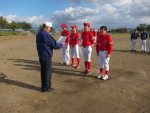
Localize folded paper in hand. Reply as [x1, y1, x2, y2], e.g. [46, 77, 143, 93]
[57, 36, 68, 43]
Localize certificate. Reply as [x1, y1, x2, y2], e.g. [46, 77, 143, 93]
[57, 36, 68, 43]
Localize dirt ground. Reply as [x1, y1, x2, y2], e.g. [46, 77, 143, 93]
[0, 35, 150, 113]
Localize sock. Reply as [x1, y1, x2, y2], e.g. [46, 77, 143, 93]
[71, 58, 74, 65]
[87, 62, 92, 72]
[100, 68, 104, 74]
[105, 71, 109, 75]
[77, 58, 80, 67]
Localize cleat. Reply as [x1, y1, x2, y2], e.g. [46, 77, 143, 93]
[75, 66, 80, 69]
[84, 71, 91, 75]
[97, 74, 102, 79]
[102, 75, 108, 80]
[131, 49, 133, 51]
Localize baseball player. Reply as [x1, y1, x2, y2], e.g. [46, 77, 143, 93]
[130, 29, 139, 52]
[69, 25, 81, 69]
[92, 29, 97, 43]
[96, 26, 113, 80]
[141, 29, 148, 52]
[81, 23, 95, 75]
[61, 23, 70, 65]
[97, 29, 101, 38]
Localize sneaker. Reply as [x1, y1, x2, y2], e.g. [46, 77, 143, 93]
[134, 50, 136, 52]
[131, 49, 133, 51]
[70, 64, 75, 67]
[65, 62, 69, 66]
[84, 71, 91, 75]
[97, 74, 102, 79]
[75, 66, 80, 69]
[102, 75, 108, 80]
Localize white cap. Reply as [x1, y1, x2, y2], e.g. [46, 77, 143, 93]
[44, 22, 52, 27]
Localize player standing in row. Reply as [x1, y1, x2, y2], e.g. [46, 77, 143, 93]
[141, 29, 148, 52]
[69, 25, 81, 69]
[96, 26, 113, 80]
[130, 29, 139, 52]
[97, 29, 101, 38]
[81, 23, 95, 75]
[92, 29, 97, 43]
[61, 23, 70, 65]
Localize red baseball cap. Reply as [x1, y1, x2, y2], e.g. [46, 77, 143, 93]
[83, 23, 90, 27]
[61, 23, 67, 27]
[71, 25, 78, 29]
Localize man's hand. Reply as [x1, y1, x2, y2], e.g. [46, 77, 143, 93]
[106, 54, 110, 58]
[61, 43, 65, 46]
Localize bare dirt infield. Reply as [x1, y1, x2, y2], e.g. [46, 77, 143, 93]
[0, 35, 150, 113]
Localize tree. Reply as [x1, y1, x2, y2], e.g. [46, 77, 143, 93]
[18, 22, 32, 30]
[0, 16, 9, 34]
[39, 25, 43, 30]
[10, 21, 19, 33]
[136, 23, 147, 31]
[146, 24, 150, 31]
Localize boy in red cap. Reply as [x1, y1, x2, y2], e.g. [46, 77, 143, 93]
[69, 25, 81, 69]
[61, 23, 70, 65]
[96, 26, 113, 80]
[81, 23, 95, 75]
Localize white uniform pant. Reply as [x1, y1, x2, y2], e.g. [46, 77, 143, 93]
[132, 39, 137, 50]
[62, 45, 70, 63]
[141, 40, 146, 51]
[82, 46, 92, 61]
[70, 44, 80, 58]
[98, 51, 110, 71]
[94, 37, 97, 43]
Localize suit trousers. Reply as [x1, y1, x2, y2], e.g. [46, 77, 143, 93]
[39, 59, 52, 91]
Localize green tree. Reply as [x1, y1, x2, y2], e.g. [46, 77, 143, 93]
[136, 23, 147, 31]
[39, 25, 43, 30]
[10, 21, 19, 34]
[146, 24, 150, 31]
[18, 22, 32, 30]
[0, 16, 9, 34]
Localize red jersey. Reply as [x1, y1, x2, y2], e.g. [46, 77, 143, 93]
[96, 34, 113, 55]
[61, 30, 70, 45]
[70, 33, 80, 47]
[81, 31, 95, 46]
[97, 32, 101, 37]
[92, 31, 96, 37]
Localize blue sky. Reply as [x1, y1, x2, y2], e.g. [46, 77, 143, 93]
[0, 0, 150, 29]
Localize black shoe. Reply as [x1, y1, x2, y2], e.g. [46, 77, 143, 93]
[131, 49, 133, 51]
[84, 71, 91, 75]
[141, 50, 143, 52]
[134, 50, 136, 52]
[42, 88, 55, 93]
